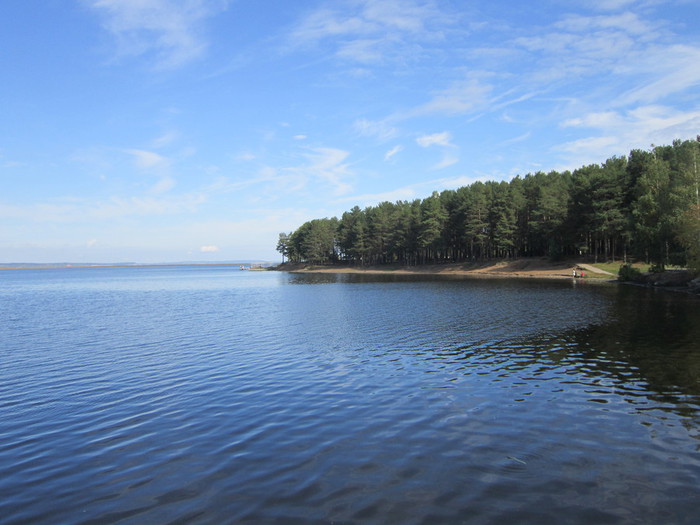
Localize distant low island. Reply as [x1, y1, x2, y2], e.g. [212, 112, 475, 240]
[276, 139, 700, 288]
[0, 261, 273, 270]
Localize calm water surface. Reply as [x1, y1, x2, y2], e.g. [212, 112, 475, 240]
[1, 266, 699, 524]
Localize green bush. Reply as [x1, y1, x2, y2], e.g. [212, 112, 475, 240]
[618, 263, 644, 282]
[648, 263, 665, 274]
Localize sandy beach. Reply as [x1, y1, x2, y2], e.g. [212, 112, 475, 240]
[277, 258, 616, 280]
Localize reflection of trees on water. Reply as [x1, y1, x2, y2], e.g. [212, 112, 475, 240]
[524, 285, 700, 424]
[285, 273, 474, 285]
[286, 273, 341, 285]
[283, 273, 700, 427]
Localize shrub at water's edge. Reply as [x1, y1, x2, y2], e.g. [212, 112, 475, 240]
[617, 262, 700, 294]
[678, 203, 700, 276]
[618, 263, 645, 283]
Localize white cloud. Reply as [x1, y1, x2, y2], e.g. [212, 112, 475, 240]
[509, 10, 667, 90]
[207, 146, 357, 202]
[288, 0, 455, 64]
[85, 0, 230, 69]
[561, 105, 700, 141]
[555, 12, 653, 36]
[151, 130, 179, 148]
[499, 131, 532, 146]
[384, 145, 403, 161]
[337, 174, 488, 207]
[555, 105, 700, 168]
[150, 175, 176, 194]
[432, 153, 459, 170]
[354, 118, 398, 141]
[337, 187, 417, 205]
[416, 132, 458, 169]
[124, 149, 175, 195]
[124, 149, 174, 193]
[414, 76, 494, 116]
[200, 245, 219, 252]
[300, 147, 354, 196]
[587, 0, 639, 11]
[556, 136, 620, 156]
[126, 149, 170, 170]
[292, 0, 428, 43]
[416, 131, 454, 148]
[562, 112, 621, 129]
[0, 192, 207, 224]
[336, 38, 385, 63]
[429, 175, 490, 189]
[614, 45, 700, 106]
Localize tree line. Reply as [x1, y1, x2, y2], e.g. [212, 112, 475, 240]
[277, 138, 700, 271]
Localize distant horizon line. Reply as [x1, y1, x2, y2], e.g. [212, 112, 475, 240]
[0, 260, 277, 269]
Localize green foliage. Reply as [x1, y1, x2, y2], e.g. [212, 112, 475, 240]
[287, 217, 338, 264]
[280, 138, 700, 268]
[678, 203, 700, 275]
[618, 263, 644, 282]
[276, 232, 291, 262]
[648, 263, 665, 274]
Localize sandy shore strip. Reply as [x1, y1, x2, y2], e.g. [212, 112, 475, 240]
[277, 258, 616, 280]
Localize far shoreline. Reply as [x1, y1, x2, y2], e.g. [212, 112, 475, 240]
[0, 262, 267, 271]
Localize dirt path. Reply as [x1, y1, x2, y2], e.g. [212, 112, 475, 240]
[577, 263, 615, 276]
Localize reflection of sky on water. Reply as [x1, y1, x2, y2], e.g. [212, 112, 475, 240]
[2, 268, 699, 524]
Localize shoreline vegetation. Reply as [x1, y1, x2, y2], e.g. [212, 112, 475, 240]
[273, 257, 700, 295]
[274, 257, 610, 280]
[276, 139, 700, 283]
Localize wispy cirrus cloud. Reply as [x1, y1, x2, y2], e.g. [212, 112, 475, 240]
[288, 0, 455, 64]
[150, 130, 179, 148]
[384, 145, 403, 161]
[125, 149, 174, 194]
[337, 174, 488, 207]
[413, 75, 495, 117]
[0, 192, 207, 224]
[354, 117, 398, 141]
[85, 0, 230, 69]
[336, 187, 417, 205]
[585, 0, 647, 11]
[559, 104, 700, 163]
[126, 149, 170, 170]
[613, 44, 700, 106]
[208, 146, 355, 199]
[504, 9, 671, 99]
[492, 5, 700, 168]
[416, 131, 454, 148]
[299, 147, 354, 196]
[416, 131, 458, 169]
[554, 11, 655, 36]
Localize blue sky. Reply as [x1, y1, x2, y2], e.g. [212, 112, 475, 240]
[1, 0, 699, 263]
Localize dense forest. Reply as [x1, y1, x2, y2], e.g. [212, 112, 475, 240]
[277, 138, 700, 272]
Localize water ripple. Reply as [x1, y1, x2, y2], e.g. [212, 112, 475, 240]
[1, 269, 700, 523]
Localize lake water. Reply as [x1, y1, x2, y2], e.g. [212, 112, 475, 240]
[1, 266, 700, 524]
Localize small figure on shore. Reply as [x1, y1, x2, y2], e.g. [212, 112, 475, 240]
[573, 268, 577, 278]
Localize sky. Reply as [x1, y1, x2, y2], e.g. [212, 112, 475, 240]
[1, 0, 699, 263]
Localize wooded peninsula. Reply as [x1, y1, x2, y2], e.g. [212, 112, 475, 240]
[276, 139, 700, 275]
